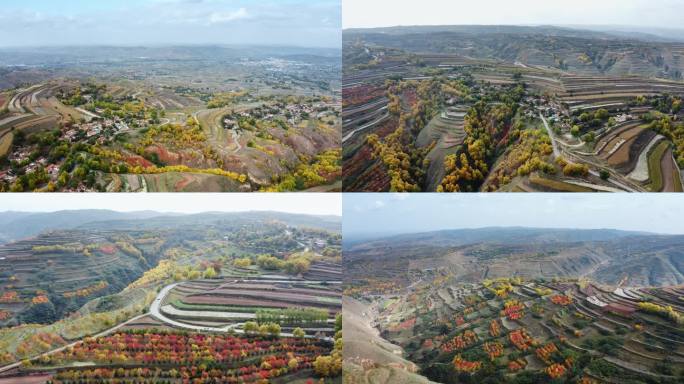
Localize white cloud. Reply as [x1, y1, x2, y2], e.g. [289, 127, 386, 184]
[208, 7, 249, 24]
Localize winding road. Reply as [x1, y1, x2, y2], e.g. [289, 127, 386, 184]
[0, 277, 336, 374]
[149, 282, 331, 340]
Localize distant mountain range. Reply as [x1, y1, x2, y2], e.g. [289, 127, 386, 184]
[0, 210, 341, 244]
[344, 227, 684, 287]
[344, 25, 684, 79]
[343, 226, 651, 246]
[344, 24, 684, 42]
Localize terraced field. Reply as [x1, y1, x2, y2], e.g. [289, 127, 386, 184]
[159, 274, 341, 338]
[343, 27, 684, 192]
[1, 75, 341, 192]
[0, 230, 160, 326]
[0, 210, 342, 382]
[346, 274, 684, 384]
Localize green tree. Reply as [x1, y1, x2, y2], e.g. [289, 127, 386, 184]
[570, 125, 581, 137]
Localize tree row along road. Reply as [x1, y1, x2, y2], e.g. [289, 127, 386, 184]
[539, 112, 560, 158]
[0, 313, 148, 374]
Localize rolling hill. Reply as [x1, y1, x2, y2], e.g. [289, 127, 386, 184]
[344, 227, 684, 287]
[344, 25, 684, 79]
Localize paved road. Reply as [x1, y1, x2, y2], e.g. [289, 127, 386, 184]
[539, 113, 560, 158]
[342, 112, 389, 143]
[149, 283, 239, 333]
[8, 84, 42, 113]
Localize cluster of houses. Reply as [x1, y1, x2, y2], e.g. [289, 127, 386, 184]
[62, 119, 131, 144]
[222, 101, 338, 130]
[0, 150, 61, 184]
[0, 115, 134, 186]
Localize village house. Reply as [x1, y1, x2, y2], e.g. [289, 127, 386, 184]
[46, 164, 61, 179]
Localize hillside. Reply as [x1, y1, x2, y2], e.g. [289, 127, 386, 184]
[0, 210, 341, 244]
[342, 25, 684, 193]
[344, 228, 684, 287]
[345, 276, 684, 384]
[0, 209, 342, 371]
[81, 211, 342, 233]
[344, 226, 684, 383]
[0, 229, 165, 326]
[343, 296, 437, 384]
[0, 210, 171, 244]
[344, 25, 684, 79]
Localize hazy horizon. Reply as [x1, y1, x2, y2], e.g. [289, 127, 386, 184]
[0, 194, 342, 216]
[0, 0, 341, 48]
[344, 194, 684, 238]
[0, 43, 341, 50]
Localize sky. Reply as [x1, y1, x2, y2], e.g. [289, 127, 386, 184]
[344, 193, 684, 238]
[0, 193, 341, 216]
[0, 0, 341, 48]
[343, 0, 684, 30]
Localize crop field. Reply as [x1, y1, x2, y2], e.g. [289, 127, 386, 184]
[0, 133, 11, 158]
[141, 172, 248, 193]
[161, 276, 341, 338]
[657, 146, 681, 192]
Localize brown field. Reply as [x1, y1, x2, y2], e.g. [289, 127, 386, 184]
[0, 375, 52, 384]
[186, 290, 338, 309]
[600, 126, 644, 161]
[606, 128, 646, 165]
[528, 175, 594, 192]
[12, 115, 59, 135]
[594, 121, 642, 154]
